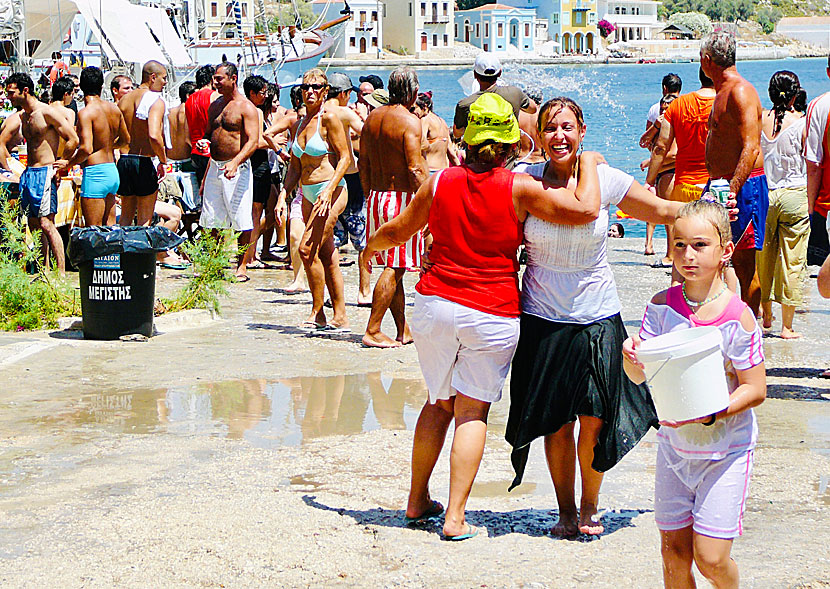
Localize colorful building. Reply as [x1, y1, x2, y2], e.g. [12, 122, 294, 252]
[312, 0, 384, 57]
[454, 4, 536, 53]
[381, 0, 455, 56]
[502, 0, 599, 53]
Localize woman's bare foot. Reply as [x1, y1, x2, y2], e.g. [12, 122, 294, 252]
[357, 294, 372, 307]
[396, 325, 414, 345]
[780, 327, 801, 339]
[578, 504, 604, 535]
[551, 509, 579, 537]
[283, 283, 309, 294]
[362, 331, 402, 348]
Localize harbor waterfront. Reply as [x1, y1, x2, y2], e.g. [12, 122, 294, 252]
[337, 57, 828, 238]
[0, 240, 828, 586]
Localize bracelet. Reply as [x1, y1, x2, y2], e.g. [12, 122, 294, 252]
[702, 414, 716, 427]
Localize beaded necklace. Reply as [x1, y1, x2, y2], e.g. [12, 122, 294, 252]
[682, 281, 727, 308]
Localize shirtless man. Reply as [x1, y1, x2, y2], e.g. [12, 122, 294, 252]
[413, 91, 458, 172]
[117, 60, 169, 226]
[61, 66, 129, 226]
[353, 81, 375, 123]
[110, 75, 134, 102]
[360, 67, 428, 348]
[701, 31, 766, 315]
[49, 76, 77, 127]
[1, 73, 78, 274]
[325, 72, 372, 305]
[517, 88, 544, 165]
[168, 82, 196, 162]
[198, 62, 260, 281]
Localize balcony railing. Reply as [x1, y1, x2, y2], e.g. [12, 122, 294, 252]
[354, 21, 376, 31]
[423, 14, 450, 23]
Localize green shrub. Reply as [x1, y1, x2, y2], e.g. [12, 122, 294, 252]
[161, 230, 236, 314]
[0, 195, 78, 331]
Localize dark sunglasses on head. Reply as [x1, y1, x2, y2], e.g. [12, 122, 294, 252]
[300, 83, 327, 91]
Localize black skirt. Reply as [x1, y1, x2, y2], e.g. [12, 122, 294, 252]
[505, 312, 658, 490]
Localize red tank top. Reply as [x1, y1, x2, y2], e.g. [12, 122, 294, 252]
[818, 103, 830, 217]
[416, 166, 523, 317]
[185, 87, 213, 157]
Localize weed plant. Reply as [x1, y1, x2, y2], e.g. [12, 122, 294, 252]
[161, 230, 236, 314]
[0, 195, 78, 330]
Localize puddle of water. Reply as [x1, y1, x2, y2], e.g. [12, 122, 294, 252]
[34, 374, 428, 448]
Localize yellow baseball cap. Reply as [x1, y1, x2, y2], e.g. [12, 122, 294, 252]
[462, 92, 520, 146]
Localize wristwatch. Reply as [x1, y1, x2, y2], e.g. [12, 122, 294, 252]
[702, 414, 716, 427]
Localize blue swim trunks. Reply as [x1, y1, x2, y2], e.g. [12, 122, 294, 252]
[19, 165, 58, 218]
[705, 170, 768, 251]
[81, 162, 120, 199]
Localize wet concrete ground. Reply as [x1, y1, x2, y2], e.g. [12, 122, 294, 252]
[1, 237, 829, 587]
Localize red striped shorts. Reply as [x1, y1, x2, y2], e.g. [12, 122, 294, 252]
[367, 189, 423, 269]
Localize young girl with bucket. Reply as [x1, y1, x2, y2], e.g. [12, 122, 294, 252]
[622, 200, 766, 588]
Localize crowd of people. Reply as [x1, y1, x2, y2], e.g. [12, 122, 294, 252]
[7, 30, 830, 588]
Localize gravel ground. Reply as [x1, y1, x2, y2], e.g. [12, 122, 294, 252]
[0, 237, 829, 587]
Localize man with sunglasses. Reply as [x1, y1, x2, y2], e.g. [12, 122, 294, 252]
[198, 61, 260, 282]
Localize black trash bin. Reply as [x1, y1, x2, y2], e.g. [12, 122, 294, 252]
[68, 226, 185, 340]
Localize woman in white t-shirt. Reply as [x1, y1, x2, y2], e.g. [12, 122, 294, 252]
[758, 71, 809, 339]
[506, 97, 684, 536]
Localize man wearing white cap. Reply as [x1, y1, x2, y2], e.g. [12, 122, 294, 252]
[452, 52, 535, 139]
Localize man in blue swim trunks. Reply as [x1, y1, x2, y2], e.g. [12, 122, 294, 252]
[701, 31, 766, 316]
[61, 66, 130, 226]
[1, 73, 78, 274]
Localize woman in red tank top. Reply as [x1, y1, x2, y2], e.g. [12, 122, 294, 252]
[363, 93, 604, 540]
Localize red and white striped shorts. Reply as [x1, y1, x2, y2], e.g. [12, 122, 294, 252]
[367, 189, 422, 269]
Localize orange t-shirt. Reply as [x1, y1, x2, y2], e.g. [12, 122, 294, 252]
[663, 90, 715, 186]
[49, 61, 71, 85]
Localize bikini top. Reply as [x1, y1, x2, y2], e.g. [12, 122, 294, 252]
[291, 110, 329, 158]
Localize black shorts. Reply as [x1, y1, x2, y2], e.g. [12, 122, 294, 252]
[117, 154, 158, 197]
[190, 153, 209, 186]
[252, 176, 272, 205]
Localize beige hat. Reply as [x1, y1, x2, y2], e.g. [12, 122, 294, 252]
[365, 88, 389, 109]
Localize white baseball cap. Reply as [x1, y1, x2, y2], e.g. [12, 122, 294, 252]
[474, 53, 502, 78]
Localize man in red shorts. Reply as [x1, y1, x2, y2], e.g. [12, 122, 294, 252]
[360, 66, 428, 348]
[701, 31, 766, 316]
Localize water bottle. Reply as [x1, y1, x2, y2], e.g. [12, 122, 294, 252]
[707, 179, 730, 207]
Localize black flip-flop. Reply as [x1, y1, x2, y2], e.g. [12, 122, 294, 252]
[404, 500, 444, 525]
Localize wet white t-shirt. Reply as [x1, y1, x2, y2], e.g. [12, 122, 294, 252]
[520, 162, 633, 324]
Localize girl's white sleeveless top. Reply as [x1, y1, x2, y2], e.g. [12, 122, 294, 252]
[761, 117, 806, 190]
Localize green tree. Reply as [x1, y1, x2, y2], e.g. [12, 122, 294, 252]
[755, 5, 783, 34]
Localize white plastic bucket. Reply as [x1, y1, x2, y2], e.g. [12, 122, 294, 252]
[637, 326, 729, 422]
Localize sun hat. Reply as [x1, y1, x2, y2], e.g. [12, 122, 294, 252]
[462, 92, 520, 146]
[364, 88, 389, 109]
[473, 52, 502, 78]
[328, 72, 356, 93]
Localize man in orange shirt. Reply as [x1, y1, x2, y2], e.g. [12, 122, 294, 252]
[647, 67, 716, 204]
[645, 68, 716, 269]
[48, 52, 71, 86]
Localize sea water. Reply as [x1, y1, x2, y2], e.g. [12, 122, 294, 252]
[343, 57, 828, 238]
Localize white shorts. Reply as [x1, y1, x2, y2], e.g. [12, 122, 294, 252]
[410, 293, 520, 405]
[200, 158, 253, 231]
[289, 189, 303, 222]
[655, 443, 754, 540]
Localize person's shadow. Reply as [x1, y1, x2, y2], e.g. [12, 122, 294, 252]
[302, 495, 649, 541]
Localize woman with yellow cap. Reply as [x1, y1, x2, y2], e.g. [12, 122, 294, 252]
[506, 97, 684, 537]
[363, 92, 604, 540]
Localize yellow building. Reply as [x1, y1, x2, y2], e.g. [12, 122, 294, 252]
[559, 0, 598, 53]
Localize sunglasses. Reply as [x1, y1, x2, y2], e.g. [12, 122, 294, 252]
[300, 83, 327, 91]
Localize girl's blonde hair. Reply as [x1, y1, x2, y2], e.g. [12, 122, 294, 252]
[466, 140, 518, 167]
[676, 199, 732, 246]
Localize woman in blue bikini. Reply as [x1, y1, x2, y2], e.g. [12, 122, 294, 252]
[278, 69, 353, 331]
